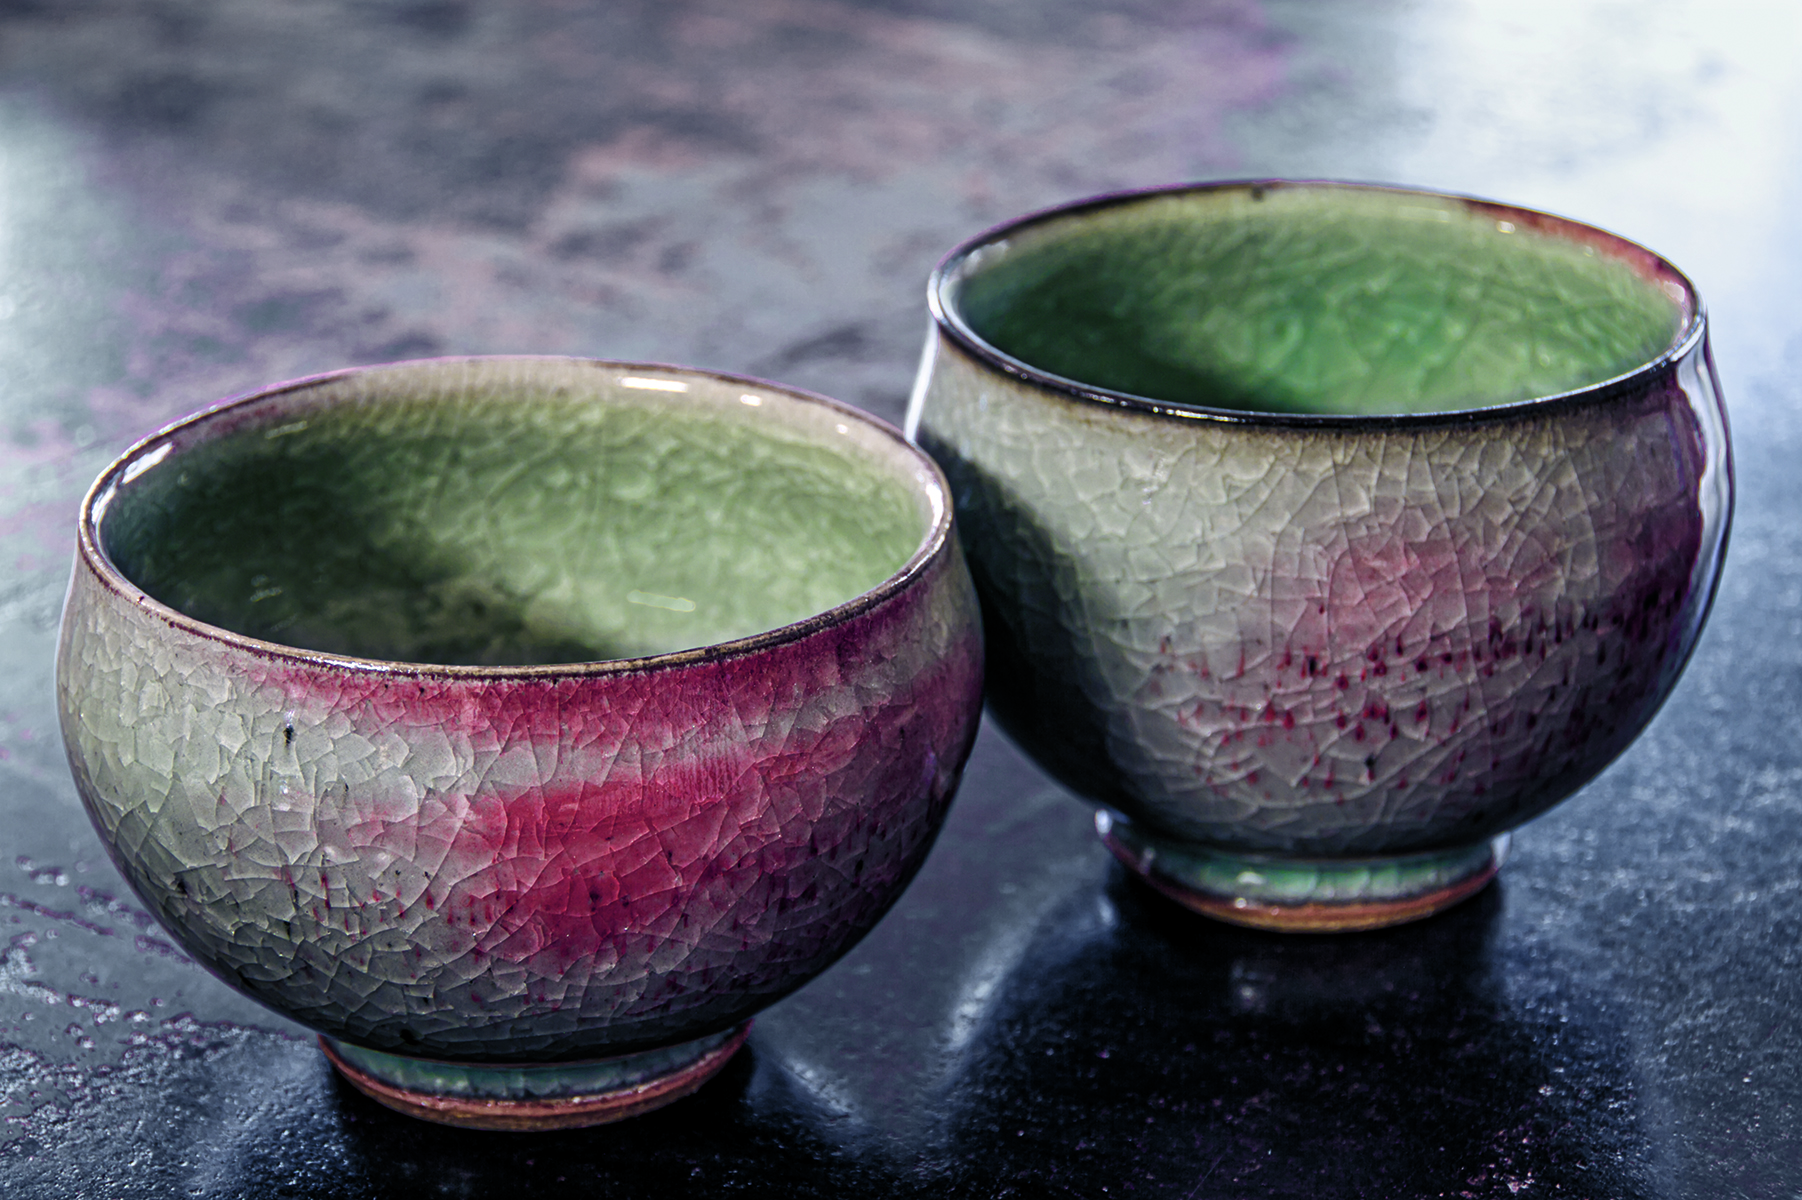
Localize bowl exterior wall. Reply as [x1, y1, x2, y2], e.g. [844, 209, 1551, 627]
[913, 332, 1729, 855]
[57, 539, 982, 1061]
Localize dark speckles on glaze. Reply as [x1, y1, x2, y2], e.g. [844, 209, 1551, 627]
[911, 183, 1731, 895]
[920, 337, 1726, 858]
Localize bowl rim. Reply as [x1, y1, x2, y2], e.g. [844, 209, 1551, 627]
[75, 355, 958, 680]
[926, 178, 1708, 430]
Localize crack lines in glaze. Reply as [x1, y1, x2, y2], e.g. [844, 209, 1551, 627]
[918, 337, 1721, 857]
[953, 191, 1683, 417]
[59, 521, 984, 1062]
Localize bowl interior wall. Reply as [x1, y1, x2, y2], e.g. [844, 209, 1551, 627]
[949, 186, 1687, 416]
[99, 368, 927, 665]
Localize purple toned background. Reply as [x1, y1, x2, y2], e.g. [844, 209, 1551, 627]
[1, 1, 1799, 1196]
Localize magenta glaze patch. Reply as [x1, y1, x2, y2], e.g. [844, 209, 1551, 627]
[281, 635, 980, 983]
[1149, 481, 1703, 820]
[60, 521, 984, 1061]
[923, 320, 1730, 859]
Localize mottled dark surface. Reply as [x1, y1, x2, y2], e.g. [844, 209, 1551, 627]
[1, 1, 1799, 1196]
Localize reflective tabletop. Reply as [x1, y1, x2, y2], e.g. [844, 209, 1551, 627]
[1, 2, 1798, 1195]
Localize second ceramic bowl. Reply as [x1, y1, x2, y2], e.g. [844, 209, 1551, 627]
[908, 181, 1731, 931]
[59, 356, 984, 1127]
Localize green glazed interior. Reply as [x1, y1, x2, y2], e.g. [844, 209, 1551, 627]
[949, 186, 1688, 416]
[99, 372, 927, 665]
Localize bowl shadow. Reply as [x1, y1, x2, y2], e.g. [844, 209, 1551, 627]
[926, 866, 1660, 1199]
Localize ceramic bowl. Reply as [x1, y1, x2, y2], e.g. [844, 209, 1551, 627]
[58, 357, 983, 1127]
[908, 181, 1730, 932]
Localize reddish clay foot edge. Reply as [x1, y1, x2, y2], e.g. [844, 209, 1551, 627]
[1103, 835, 1501, 933]
[320, 1024, 751, 1131]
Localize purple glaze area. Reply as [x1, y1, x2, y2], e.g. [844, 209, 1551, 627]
[61, 495, 983, 1060]
[1146, 374, 1719, 840]
[928, 320, 1730, 856]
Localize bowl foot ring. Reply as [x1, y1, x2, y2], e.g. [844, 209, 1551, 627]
[321, 1022, 751, 1131]
[1098, 809, 1509, 933]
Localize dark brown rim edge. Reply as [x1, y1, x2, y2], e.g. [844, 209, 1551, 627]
[76, 356, 958, 681]
[927, 179, 1708, 431]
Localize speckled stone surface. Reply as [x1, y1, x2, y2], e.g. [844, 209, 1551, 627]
[3, 1, 1802, 1196]
[58, 359, 982, 1061]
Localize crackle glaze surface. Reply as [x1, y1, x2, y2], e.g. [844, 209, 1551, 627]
[911, 184, 1730, 857]
[58, 359, 984, 1062]
[101, 360, 927, 665]
[951, 185, 1685, 417]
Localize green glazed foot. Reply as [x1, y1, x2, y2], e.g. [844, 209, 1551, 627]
[1098, 810, 1508, 932]
[322, 1022, 751, 1130]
